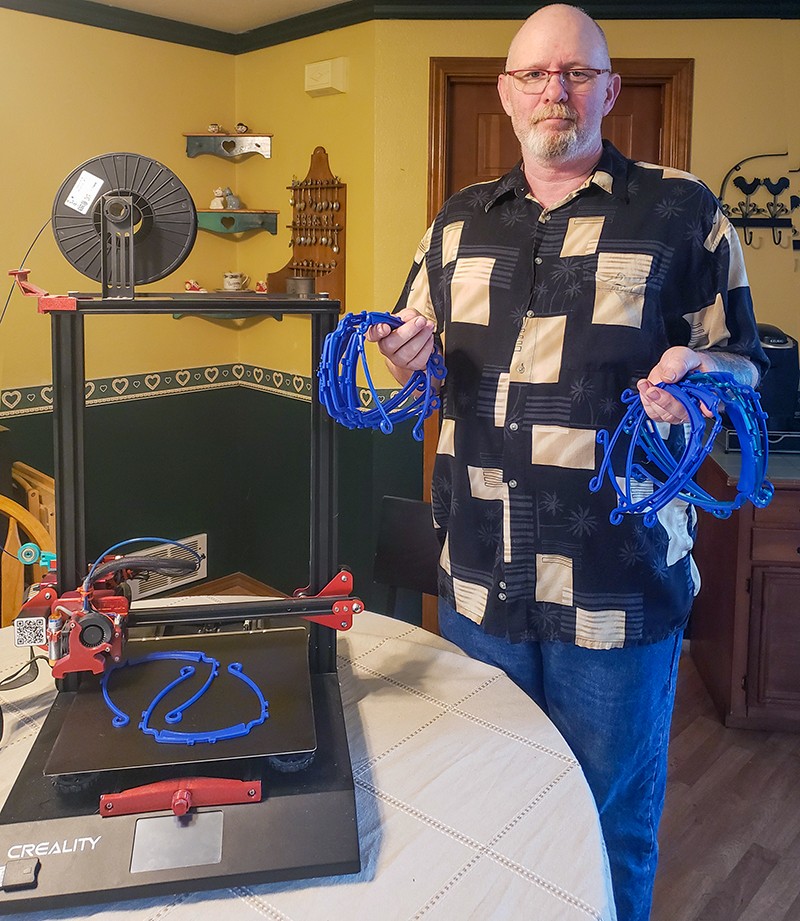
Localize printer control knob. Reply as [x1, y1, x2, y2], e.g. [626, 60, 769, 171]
[172, 788, 192, 816]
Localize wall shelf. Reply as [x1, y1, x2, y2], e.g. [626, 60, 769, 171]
[197, 210, 278, 234]
[185, 134, 272, 159]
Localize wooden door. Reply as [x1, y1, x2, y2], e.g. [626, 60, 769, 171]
[420, 56, 694, 631]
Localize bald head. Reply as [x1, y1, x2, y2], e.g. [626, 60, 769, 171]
[506, 4, 611, 71]
[498, 3, 620, 171]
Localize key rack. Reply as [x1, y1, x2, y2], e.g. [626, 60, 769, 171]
[718, 151, 797, 248]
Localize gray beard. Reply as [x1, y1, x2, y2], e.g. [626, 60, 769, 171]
[513, 113, 596, 163]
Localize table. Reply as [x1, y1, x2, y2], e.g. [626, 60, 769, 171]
[0, 610, 615, 921]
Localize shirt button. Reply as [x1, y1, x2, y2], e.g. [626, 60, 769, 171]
[509, 422, 518, 432]
[499, 581, 507, 589]
[498, 592, 507, 601]
[508, 479, 518, 489]
[544, 214, 551, 222]
[526, 310, 534, 318]
[534, 257, 543, 265]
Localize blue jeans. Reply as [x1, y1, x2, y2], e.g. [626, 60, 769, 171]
[439, 599, 682, 921]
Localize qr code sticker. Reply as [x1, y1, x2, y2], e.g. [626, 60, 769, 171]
[14, 617, 46, 648]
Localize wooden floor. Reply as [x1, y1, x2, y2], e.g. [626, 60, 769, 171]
[651, 649, 800, 921]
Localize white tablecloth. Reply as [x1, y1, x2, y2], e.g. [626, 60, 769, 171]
[0, 609, 615, 920]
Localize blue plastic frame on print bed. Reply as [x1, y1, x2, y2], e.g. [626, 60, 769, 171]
[589, 372, 773, 527]
[318, 311, 446, 441]
[101, 651, 269, 745]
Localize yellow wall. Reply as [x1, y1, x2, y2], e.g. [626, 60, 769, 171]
[0, 8, 240, 390]
[606, 18, 797, 340]
[1, 11, 797, 394]
[233, 22, 376, 376]
[783, 21, 800, 284]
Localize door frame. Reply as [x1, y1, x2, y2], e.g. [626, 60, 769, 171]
[608, 57, 694, 171]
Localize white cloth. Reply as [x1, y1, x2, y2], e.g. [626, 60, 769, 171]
[0, 610, 615, 920]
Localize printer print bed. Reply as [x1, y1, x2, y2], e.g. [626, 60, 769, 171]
[44, 628, 316, 777]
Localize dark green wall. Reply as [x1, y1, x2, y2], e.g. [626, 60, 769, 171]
[1, 388, 423, 620]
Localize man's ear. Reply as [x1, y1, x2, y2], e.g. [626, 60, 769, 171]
[497, 73, 515, 118]
[603, 72, 622, 116]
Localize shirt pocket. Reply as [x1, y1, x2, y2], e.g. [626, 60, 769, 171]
[590, 252, 654, 329]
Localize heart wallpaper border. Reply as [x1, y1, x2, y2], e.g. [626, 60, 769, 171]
[0, 364, 400, 418]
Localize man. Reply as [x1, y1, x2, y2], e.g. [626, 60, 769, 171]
[369, 5, 766, 919]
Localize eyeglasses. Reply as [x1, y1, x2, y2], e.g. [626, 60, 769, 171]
[504, 68, 611, 94]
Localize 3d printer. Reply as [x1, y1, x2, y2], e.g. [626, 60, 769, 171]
[0, 153, 361, 911]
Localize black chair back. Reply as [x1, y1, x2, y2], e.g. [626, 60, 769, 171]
[373, 496, 440, 617]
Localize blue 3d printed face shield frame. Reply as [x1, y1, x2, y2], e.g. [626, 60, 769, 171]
[101, 650, 269, 745]
[318, 311, 446, 441]
[589, 372, 773, 527]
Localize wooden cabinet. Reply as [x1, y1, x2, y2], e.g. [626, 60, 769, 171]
[690, 448, 800, 730]
[748, 567, 800, 721]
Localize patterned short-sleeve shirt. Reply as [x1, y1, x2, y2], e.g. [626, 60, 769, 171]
[395, 141, 767, 649]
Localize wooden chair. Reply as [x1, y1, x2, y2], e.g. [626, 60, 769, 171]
[0, 494, 54, 627]
[373, 496, 441, 627]
[11, 462, 56, 541]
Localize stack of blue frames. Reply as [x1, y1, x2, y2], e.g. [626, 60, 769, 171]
[589, 372, 773, 527]
[318, 311, 446, 441]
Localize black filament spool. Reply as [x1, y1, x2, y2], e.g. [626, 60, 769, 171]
[51, 152, 197, 287]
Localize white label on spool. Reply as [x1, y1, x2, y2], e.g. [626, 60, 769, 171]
[64, 170, 105, 214]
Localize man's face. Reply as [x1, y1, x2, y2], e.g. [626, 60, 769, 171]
[497, 9, 620, 166]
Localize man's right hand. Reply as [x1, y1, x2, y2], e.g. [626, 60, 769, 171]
[366, 308, 436, 385]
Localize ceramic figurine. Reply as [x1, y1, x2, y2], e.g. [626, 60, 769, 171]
[223, 187, 242, 209]
[209, 188, 227, 210]
[235, 122, 249, 134]
[208, 123, 224, 134]
[184, 279, 207, 292]
[255, 280, 268, 293]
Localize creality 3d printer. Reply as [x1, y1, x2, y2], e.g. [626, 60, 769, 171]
[1, 153, 361, 911]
